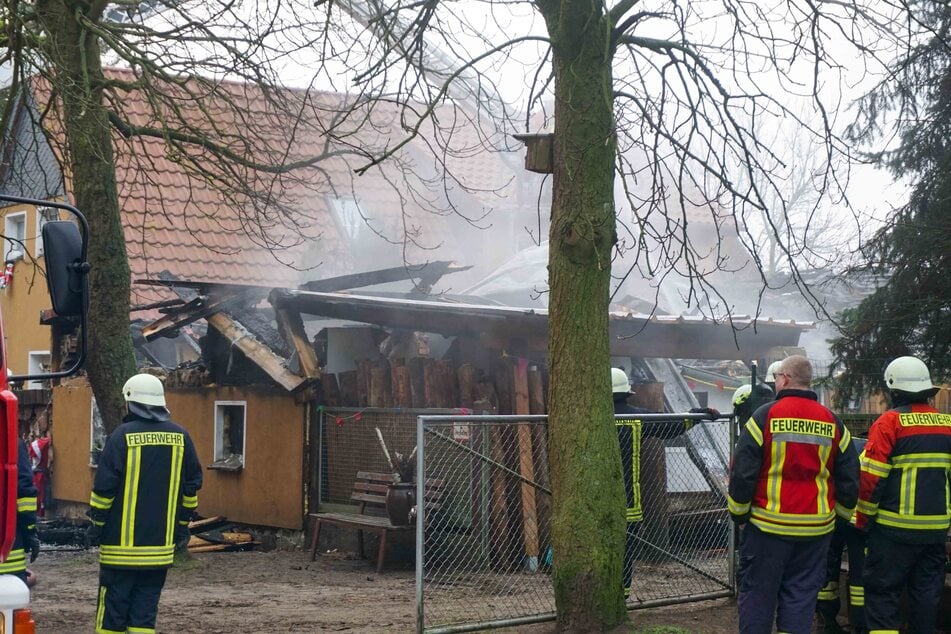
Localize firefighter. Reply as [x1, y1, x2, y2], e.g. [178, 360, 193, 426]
[855, 356, 951, 634]
[731, 382, 774, 426]
[612, 367, 712, 593]
[0, 438, 39, 586]
[815, 434, 868, 634]
[86, 373, 203, 634]
[763, 360, 783, 393]
[728, 355, 859, 634]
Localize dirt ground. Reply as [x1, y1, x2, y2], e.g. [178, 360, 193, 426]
[27, 546, 741, 633]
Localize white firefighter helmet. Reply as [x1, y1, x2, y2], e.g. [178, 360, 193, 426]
[122, 373, 167, 407]
[764, 361, 783, 384]
[611, 368, 632, 394]
[732, 384, 752, 408]
[883, 356, 938, 394]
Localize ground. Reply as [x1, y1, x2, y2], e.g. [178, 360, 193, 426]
[28, 546, 740, 633]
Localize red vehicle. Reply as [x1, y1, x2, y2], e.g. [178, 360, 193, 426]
[0, 195, 89, 633]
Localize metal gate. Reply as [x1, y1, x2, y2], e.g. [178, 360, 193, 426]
[415, 413, 736, 633]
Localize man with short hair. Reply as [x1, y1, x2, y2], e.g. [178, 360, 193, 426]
[856, 356, 951, 634]
[87, 373, 202, 634]
[729, 355, 860, 634]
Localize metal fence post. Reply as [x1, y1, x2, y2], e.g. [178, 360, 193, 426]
[416, 414, 426, 634]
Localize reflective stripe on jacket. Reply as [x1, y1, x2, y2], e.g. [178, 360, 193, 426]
[0, 440, 37, 575]
[855, 405, 951, 542]
[89, 413, 203, 569]
[728, 389, 859, 538]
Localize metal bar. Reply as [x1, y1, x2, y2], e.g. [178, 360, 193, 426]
[728, 413, 738, 596]
[415, 415, 426, 634]
[424, 612, 557, 634]
[629, 589, 734, 610]
[629, 528, 732, 591]
[426, 427, 551, 495]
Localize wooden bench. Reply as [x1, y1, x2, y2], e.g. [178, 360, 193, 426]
[309, 471, 444, 573]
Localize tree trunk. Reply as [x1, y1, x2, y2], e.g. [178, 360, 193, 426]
[537, 0, 627, 629]
[37, 0, 137, 434]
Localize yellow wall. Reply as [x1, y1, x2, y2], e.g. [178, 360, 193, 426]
[0, 205, 55, 375]
[52, 380, 307, 530]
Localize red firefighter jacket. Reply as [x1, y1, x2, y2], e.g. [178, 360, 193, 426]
[728, 389, 860, 538]
[855, 404, 951, 543]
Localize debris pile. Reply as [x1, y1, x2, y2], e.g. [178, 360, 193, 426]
[187, 516, 258, 553]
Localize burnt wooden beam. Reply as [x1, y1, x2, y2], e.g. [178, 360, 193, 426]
[272, 302, 320, 380]
[206, 312, 305, 393]
[299, 261, 471, 293]
[140, 288, 266, 342]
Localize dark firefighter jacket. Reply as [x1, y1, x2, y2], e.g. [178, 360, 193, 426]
[855, 404, 951, 543]
[0, 439, 37, 575]
[89, 407, 202, 569]
[728, 388, 859, 538]
[615, 395, 692, 523]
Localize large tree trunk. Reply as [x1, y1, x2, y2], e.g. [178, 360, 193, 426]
[38, 0, 138, 434]
[537, 0, 627, 630]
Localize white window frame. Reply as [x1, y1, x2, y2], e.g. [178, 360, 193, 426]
[4, 212, 26, 262]
[212, 400, 247, 469]
[26, 350, 51, 389]
[35, 207, 60, 257]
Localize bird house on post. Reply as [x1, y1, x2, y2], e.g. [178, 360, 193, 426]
[513, 132, 554, 174]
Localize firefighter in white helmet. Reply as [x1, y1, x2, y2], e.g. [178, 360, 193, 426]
[86, 373, 203, 634]
[763, 360, 783, 392]
[856, 356, 949, 634]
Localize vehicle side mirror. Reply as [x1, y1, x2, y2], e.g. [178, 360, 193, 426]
[42, 220, 88, 317]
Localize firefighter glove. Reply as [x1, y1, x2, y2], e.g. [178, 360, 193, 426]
[24, 530, 39, 563]
[84, 523, 102, 548]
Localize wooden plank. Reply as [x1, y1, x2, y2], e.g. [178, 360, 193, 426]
[188, 515, 229, 531]
[356, 359, 371, 407]
[392, 366, 413, 408]
[322, 373, 341, 407]
[407, 357, 426, 408]
[338, 370, 358, 406]
[457, 364, 478, 410]
[514, 359, 539, 571]
[273, 306, 321, 379]
[207, 312, 305, 393]
[527, 365, 551, 561]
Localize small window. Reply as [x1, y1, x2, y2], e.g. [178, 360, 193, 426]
[35, 207, 59, 257]
[211, 401, 246, 471]
[90, 397, 106, 468]
[329, 196, 366, 242]
[4, 212, 26, 261]
[26, 351, 51, 390]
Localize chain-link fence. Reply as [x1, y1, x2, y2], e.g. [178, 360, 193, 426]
[415, 413, 735, 633]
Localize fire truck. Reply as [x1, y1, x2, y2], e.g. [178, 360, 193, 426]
[0, 194, 89, 632]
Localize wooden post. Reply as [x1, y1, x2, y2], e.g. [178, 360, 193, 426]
[321, 373, 341, 407]
[527, 365, 551, 561]
[355, 359, 371, 407]
[407, 357, 426, 408]
[369, 366, 390, 408]
[457, 364, 478, 410]
[337, 370, 358, 406]
[392, 366, 413, 408]
[423, 359, 439, 407]
[514, 359, 539, 571]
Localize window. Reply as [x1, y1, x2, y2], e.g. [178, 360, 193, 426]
[329, 196, 366, 242]
[4, 212, 26, 261]
[90, 397, 106, 467]
[26, 351, 51, 390]
[35, 207, 59, 257]
[211, 401, 246, 470]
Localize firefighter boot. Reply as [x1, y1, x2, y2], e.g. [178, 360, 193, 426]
[815, 612, 847, 634]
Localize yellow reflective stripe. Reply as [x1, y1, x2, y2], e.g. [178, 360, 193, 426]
[128, 628, 156, 634]
[838, 425, 852, 452]
[100, 544, 174, 554]
[869, 630, 899, 634]
[861, 456, 891, 477]
[876, 509, 951, 531]
[0, 549, 26, 572]
[90, 492, 113, 510]
[891, 453, 951, 467]
[752, 507, 835, 524]
[728, 495, 751, 515]
[849, 584, 864, 606]
[165, 444, 184, 546]
[122, 445, 142, 547]
[99, 553, 175, 567]
[96, 586, 114, 634]
[816, 443, 831, 515]
[625, 508, 643, 522]
[750, 517, 834, 537]
[745, 419, 763, 446]
[818, 581, 838, 600]
[857, 499, 879, 515]
[17, 497, 37, 512]
[182, 494, 198, 509]
[900, 468, 915, 515]
[766, 440, 786, 514]
[834, 502, 854, 520]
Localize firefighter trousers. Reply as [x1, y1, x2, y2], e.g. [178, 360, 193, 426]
[737, 523, 831, 634]
[816, 520, 867, 633]
[863, 530, 945, 634]
[622, 521, 640, 591]
[96, 567, 168, 634]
